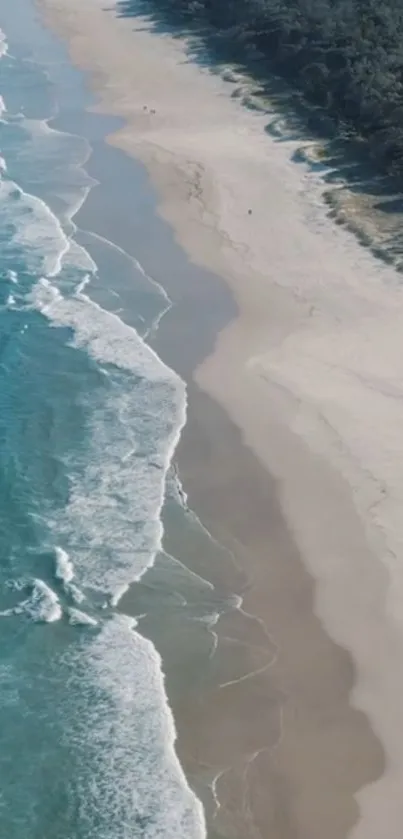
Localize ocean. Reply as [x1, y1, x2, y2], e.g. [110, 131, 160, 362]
[0, 1, 222, 835]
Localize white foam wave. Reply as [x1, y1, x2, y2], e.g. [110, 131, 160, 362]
[67, 615, 206, 838]
[0, 154, 6, 173]
[168, 463, 189, 509]
[75, 272, 91, 295]
[65, 582, 86, 605]
[20, 116, 93, 170]
[84, 230, 172, 336]
[17, 115, 97, 270]
[67, 607, 97, 626]
[65, 238, 97, 273]
[30, 278, 187, 601]
[0, 95, 6, 119]
[0, 117, 96, 277]
[6, 294, 15, 307]
[0, 579, 62, 623]
[0, 28, 8, 59]
[31, 278, 182, 383]
[6, 269, 18, 283]
[0, 179, 70, 276]
[54, 546, 74, 584]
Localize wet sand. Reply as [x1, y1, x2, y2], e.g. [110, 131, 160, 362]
[37, 0, 403, 837]
[171, 385, 382, 839]
[150, 259, 383, 838]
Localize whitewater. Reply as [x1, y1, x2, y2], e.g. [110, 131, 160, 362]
[0, 9, 206, 838]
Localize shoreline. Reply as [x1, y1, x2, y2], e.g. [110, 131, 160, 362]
[71, 105, 381, 836]
[36, 0, 403, 837]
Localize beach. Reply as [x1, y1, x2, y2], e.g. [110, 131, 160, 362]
[33, 0, 403, 836]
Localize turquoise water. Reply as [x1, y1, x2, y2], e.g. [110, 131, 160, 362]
[0, 1, 207, 835]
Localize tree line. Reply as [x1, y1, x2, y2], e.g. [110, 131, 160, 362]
[134, 0, 403, 178]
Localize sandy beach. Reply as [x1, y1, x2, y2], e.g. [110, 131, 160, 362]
[37, 0, 403, 836]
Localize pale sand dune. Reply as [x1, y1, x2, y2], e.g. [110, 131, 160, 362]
[37, 0, 403, 835]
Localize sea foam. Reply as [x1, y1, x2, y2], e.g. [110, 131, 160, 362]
[63, 615, 206, 838]
[0, 178, 70, 276]
[0, 27, 8, 59]
[54, 546, 74, 585]
[0, 118, 96, 277]
[30, 277, 186, 602]
[17, 115, 97, 249]
[67, 607, 97, 626]
[0, 579, 62, 623]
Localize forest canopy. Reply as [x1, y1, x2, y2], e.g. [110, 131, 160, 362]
[136, 0, 403, 177]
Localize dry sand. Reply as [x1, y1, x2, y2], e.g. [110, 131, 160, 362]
[37, 0, 403, 836]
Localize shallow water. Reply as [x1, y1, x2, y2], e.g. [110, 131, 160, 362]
[0, 1, 231, 835]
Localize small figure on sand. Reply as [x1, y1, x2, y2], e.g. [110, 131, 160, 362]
[248, 208, 252, 215]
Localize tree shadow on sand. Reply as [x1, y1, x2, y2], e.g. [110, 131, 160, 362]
[112, 0, 403, 271]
